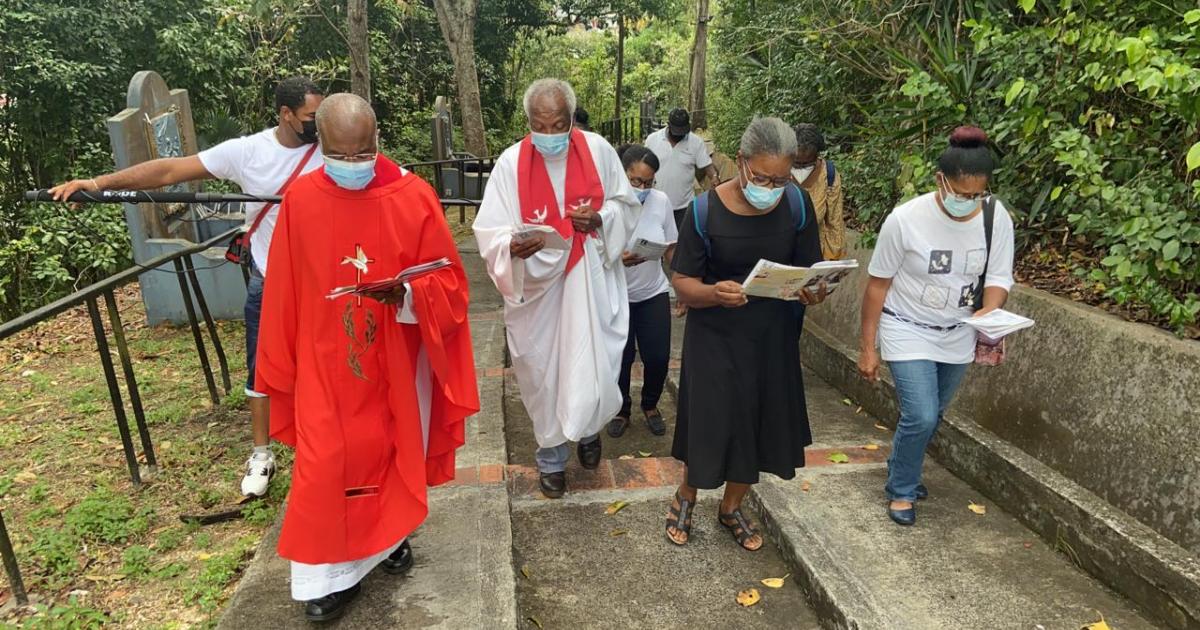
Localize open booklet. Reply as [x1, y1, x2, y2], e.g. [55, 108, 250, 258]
[513, 224, 570, 250]
[741, 259, 860, 300]
[325, 257, 453, 300]
[960, 309, 1035, 343]
[629, 238, 672, 260]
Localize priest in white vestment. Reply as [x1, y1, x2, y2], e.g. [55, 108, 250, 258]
[473, 78, 638, 498]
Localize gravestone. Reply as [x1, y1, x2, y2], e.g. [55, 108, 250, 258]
[428, 95, 489, 200]
[431, 96, 454, 162]
[106, 71, 245, 325]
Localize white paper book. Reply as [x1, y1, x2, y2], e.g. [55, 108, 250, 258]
[326, 257, 453, 300]
[630, 238, 671, 260]
[960, 309, 1035, 342]
[513, 224, 570, 250]
[741, 259, 860, 301]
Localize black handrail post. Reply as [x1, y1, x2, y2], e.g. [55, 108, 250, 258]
[182, 256, 231, 395]
[86, 297, 143, 487]
[173, 259, 220, 405]
[0, 510, 26, 606]
[102, 290, 157, 471]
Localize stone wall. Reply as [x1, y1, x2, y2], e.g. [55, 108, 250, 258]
[807, 230, 1200, 554]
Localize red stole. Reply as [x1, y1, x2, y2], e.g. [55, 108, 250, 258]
[517, 129, 605, 273]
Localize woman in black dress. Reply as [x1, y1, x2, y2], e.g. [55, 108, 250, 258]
[666, 117, 826, 550]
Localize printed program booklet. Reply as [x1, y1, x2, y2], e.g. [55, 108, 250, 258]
[960, 309, 1035, 343]
[326, 257, 453, 300]
[741, 259, 860, 300]
[513, 224, 570, 250]
[629, 238, 672, 260]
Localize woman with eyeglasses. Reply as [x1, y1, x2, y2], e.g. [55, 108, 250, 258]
[858, 126, 1015, 526]
[608, 144, 677, 439]
[665, 117, 826, 551]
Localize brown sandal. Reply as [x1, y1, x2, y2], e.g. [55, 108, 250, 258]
[665, 491, 694, 546]
[718, 508, 763, 551]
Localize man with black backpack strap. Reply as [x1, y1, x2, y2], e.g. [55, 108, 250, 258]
[50, 77, 326, 498]
[792, 123, 846, 261]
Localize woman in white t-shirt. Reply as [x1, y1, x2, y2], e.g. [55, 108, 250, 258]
[858, 126, 1015, 526]
[608, 145, 679, 438]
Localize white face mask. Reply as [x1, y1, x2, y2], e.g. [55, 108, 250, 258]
[792, 166, 815, 183]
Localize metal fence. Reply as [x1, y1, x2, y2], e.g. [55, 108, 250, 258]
[0, 178, 489, 605]
[595, 115, 662, 147]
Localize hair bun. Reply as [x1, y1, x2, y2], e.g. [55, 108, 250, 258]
[949, 126, 988, 148]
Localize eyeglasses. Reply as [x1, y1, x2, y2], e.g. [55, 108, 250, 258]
[939, 174, 990, 200]
[628, 176, 655, 188]
[325, 151, 377, 163]
[741, 160, 792, 188]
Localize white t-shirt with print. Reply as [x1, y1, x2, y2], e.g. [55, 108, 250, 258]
[867, 192, 1015, 364]
[645, 129, 713, 210]
[624, 189, 678, 303]
[198, 128, 324, 275]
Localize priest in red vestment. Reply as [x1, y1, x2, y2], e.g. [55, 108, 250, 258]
[255, 93, 479, 622]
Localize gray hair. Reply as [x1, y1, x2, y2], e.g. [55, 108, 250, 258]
[315, 92, 376, 134]
[523, 79, 577, 121]
[739, 117, 797, 158]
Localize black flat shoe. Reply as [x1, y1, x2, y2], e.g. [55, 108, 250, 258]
[578, 438, 602, 469]
[304, 583, 362, 622]
[643, 408, 666, 436]
[607, 416, 630, 438]
[915, 484, 929, 500]
[380, 539, 413, 575]
[888, 504, 916, 526]
[539, 471, 566, 498]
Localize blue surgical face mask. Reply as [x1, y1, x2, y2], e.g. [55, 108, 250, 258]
[324, 156, 376, 190]
[939, 177, 982, 217]
[740, 162, 785, 210]
[530, 129, 571, 157]
[635, 188, 651, 204]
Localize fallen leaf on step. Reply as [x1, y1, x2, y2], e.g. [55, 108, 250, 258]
[605, 500, 629, 515]
[197, 553, 213, 561]
[801, 480, 811, 492]
[736, 588, 761, 607]
[874, 423, 889, 431]
[527, 617, 544, 629]
[841, 398, 853, 406]
[1080, 613, 1111, 630]
[610, 529, 627, 537]
[855, 406, 864, 414]
[862, 444, 879, 451]
[827, 452, 850, 464]
[637, 451, 652, 457]
[618, 455, 635, 460]
[1023, 541, 1034, 549]
[13, 471, 37, 484]
[520, 565, 531, 580]
[967, 502, 987, 515]
[760, 574, 790, 588]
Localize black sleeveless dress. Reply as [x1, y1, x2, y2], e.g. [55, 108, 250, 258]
[670, 188, 822, 489]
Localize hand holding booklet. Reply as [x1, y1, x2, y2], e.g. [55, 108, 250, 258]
[741, 259, 860, 300]
[513, 224, 570, 250]
[629, 237, 671, 260]
[960, 309, 1035, 343]
[326, 257, 453, 300]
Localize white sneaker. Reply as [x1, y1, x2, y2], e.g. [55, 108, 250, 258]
[241, 451, 276, 497]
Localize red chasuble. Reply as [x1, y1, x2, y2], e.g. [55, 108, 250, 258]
[255, 156, 479, 565]
[517, 128, 605, 274]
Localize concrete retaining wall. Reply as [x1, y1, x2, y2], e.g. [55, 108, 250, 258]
[801, 230, 1200, 627]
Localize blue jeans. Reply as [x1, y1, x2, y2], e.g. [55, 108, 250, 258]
[885, 360, 969, 502]
[535, 434, 599, 473]
[244, 263, 264, 395]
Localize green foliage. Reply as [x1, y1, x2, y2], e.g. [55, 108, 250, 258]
[712, 0, 1200, 332]
[184, 538, 254, 611]
[18, 597, 109, 630]
[121, 544, 153, 578]
[64, 486, 152, 544]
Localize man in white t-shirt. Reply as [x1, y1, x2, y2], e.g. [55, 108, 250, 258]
[50, 77, 326, 498]
[644, 108, 718, 227]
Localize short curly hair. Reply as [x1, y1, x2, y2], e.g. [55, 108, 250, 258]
[792, 123, 826, 153]
[274, 76, 323, 112]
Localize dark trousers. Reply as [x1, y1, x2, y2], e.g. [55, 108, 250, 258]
[619, 292, 672, 417]
[673, 206, 689, 229]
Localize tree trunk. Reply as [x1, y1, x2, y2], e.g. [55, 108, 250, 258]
[348, 0, 371, 102]
[688, 0, 710, 129]
[615, 12, 626, 126]
[434, 0, 489, 157]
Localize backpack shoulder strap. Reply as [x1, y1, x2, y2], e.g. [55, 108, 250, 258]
[825, 159, 836, 187]
[693, 192, 711, 256]
[785, 183, 808, 231]
[973, 196, 998, 310]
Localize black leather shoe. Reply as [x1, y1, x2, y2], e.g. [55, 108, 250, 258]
[380, 539, 413, 575]
[915, 484, 929, 500]
[539, 471, 566, 498]
[304, 583, 362, 622]
[578, 438, 602, 470]
[888, 504, 917, 526]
